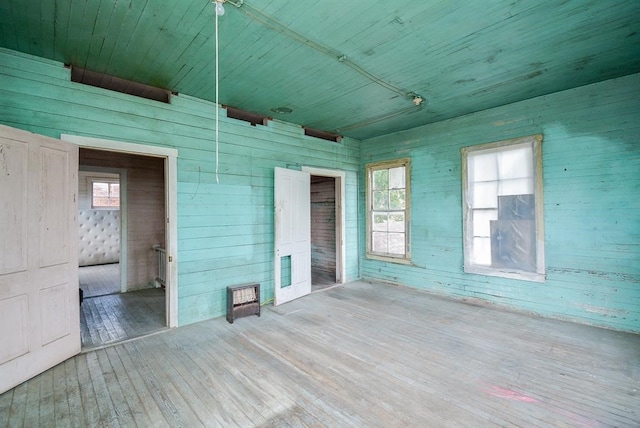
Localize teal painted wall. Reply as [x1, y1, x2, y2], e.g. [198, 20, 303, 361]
[2, 47, 639, 332]
[0, 48, 361, 326]
[360, 73, 640, 332]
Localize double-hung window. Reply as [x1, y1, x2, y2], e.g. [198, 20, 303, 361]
[366, 158, 411, 262]
[462, 135, 545, 281]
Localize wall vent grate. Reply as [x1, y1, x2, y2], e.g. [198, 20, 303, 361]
[303, 127, 343, 143]
[224, 106, 269, 126]
[70, 66, 171, 103]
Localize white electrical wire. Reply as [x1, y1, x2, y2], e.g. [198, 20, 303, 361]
[215, 5, 220, 184]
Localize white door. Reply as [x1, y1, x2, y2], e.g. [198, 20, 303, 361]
[0, 125, 80, 394]
[274, 167, 311, 305]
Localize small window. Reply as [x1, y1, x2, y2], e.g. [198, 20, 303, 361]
[366, 158, 411, 263]
[462, 134, 544, 282]
[92, 180, 120, 208]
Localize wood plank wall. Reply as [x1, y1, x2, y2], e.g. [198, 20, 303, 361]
[360, 73, 640, 332]
[0, 48, 361, 326]
[310, 176, 336, 283]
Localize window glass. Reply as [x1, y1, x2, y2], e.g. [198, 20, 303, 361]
[92, 180, 120, 208]
[366, 159, 410, 262]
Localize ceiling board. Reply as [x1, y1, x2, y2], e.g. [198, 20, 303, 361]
[1, 0, 639, 140]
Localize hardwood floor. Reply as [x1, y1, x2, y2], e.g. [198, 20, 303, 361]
[1, 280, 638, 427]
[79, 263, 120, 297]
[312, 269, 337, 292]
[80, 288, 166, 350]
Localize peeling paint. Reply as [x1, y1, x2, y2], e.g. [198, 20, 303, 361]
[575, 304, 629, 318]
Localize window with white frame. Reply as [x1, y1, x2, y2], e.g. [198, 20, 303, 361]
[91, 179, 120, 208]
[462, 135, 545, 281]
[366, 158, 410, 262]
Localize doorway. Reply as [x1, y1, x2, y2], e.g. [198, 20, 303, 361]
[62, 134, 179, 347]
[78, 169, 123, 298]
[303, 167, 346, 292]
[77, 149, 167, 350]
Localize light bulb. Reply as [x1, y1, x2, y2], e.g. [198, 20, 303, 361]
[215, 1, 225, 16]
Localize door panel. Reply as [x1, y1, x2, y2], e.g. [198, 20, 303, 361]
[0, 139, 28, 275]
[274, 167, 311, 305]
[0, 125, 80, 394]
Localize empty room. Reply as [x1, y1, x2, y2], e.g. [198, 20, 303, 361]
[0, 0, 638, 426]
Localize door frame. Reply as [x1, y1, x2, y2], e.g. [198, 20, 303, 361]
[61, 134, 179, 328]
[302, 166, 346, 285]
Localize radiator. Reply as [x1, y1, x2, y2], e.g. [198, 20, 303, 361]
[226, 283, 260, 323]
[152, 245, 166, 288]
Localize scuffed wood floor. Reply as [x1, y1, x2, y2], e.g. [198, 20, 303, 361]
[79, 263, 120, 298]
[80, 288, 166, 350]
[1, 281, 638, 427]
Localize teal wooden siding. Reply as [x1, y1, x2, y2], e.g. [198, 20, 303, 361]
[0, 48, 361, 326]
[360, 73, 640, 332]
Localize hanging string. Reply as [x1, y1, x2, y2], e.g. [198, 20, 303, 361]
[215, 6, 220, 184]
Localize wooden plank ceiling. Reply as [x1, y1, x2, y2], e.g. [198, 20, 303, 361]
[1, 0, 639, 139]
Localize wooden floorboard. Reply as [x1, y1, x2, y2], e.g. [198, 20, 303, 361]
[80, 288, 166, 350]
[79, 263, 121, 297]
[2, 280, 639, 427]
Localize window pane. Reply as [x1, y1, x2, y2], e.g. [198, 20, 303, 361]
[372, 212, 388, 231]
[498, 178, 533, 196]
[372, 169, 388, 190]
[471, 181, 498, 208]
[498, 146, 532, 180]
[471, 237, 491, 265]
[388, 166, 405, 189]
[472, 209, 498, 237]
[372, 232, 388, 253]
[110, 183, 120, 198]
[389, 189, 405, 210]
[373, 190, 388, 210]
[470, 152, 498, 182]
[387, 233, 405, 255]
[388, 213, 405, 232]
[93, 182, 108, 197]
[93, 182, 109, 206]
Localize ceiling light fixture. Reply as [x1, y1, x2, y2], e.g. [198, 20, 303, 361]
[214, 0, 225, 16]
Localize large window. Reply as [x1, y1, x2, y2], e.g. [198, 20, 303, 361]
[462, 135, 544, 281]
[92, 179, 120, 208]
[366, 158, 410, 262]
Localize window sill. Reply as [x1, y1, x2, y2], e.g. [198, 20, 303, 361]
[366, 253, 412, 265]
[464, 265, 546, 283]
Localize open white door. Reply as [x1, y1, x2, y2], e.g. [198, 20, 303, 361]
[0, 125, 80, 394]
[274, 167, 311, 305]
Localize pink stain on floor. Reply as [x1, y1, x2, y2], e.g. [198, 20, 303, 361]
[483, 384, 599, 428]
[484, 385, 539, 403]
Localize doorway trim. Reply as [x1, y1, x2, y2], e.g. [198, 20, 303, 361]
[61, 134, 179, 328]
[302, 166, 346, 284]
